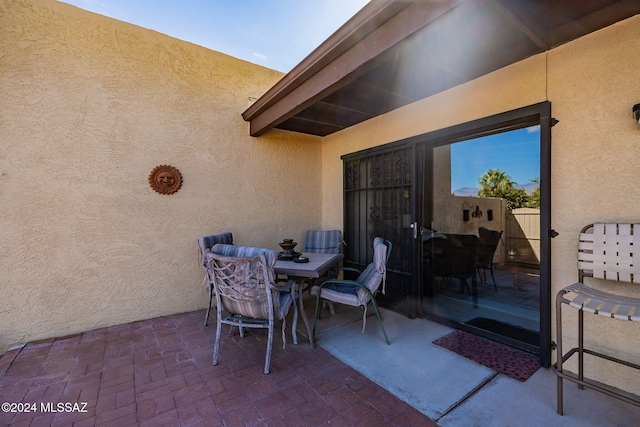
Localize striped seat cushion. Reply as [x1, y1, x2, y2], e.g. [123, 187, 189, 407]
[209, 245, 286, 319]
[303, 230, 342, 254]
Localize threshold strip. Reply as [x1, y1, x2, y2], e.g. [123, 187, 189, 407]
[435, 371, 499, 422]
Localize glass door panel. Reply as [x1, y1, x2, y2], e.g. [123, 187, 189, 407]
[343, 144, 418, 317]
[422, 126, 541, 353]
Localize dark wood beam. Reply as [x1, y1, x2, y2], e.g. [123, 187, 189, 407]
[546, 0, 640, 48]
[244, 0, 463, 136]
[490, 0, 548, 50]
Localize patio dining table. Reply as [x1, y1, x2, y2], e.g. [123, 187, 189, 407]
[274, 252, 344, 347]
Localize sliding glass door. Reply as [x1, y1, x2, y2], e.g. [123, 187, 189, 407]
[342, 102, 552, 365]
[422, 126, 542, 355]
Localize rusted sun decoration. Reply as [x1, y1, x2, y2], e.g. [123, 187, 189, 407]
[148, 165, 182, 195]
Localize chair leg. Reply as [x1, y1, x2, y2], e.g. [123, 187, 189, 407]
[312, 294, 323, 344]
[213, 311, 222, 366]
[204, 284, 213, 326]
[290, 292, 298, 345]
[476, 268, 486, 284]
[328, 302, 336, 316]
[280, 318, 287, 350]
[489, 265, 497, 290]
[578, 309, 584, 389]
[555, 289, 566, 415]
[264, 318, 274, 374]
[370, 300, 390, 345]
[283, 280, 298, 345]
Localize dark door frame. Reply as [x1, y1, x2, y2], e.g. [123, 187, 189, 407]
[342, 101, 553, 366]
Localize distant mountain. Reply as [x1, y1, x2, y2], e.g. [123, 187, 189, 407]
[517, 183, 539, 195]
[453, 183, 539, 197]
[452, 187, 479, 197]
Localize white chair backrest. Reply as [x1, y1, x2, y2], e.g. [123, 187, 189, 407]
[578, 223, 640, 283]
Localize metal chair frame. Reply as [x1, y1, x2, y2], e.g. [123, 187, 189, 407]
[207, 248, 294, 374]
[197, 232, 233, 326]
[312, 238, 392, 345]
[552, 223, 640, 415]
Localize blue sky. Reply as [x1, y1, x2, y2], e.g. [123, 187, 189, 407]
[450, 126, 540, 191]
[58, 0, 370, 72]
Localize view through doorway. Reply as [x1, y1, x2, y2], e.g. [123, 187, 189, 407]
[422, 126, 541, 354]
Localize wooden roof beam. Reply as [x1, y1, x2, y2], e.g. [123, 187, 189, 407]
[242, 0, 462, 136]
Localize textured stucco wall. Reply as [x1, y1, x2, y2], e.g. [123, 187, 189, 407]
[0, 0, 321, 354]
[546, 16, 640, 392]
[321, 16, 640, 394]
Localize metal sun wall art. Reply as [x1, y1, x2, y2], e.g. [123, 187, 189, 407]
[148, 165, 182, 195]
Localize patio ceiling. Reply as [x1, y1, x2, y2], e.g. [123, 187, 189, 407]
[242, 0, 640, 137]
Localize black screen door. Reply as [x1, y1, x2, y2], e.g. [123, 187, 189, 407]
[342, 142, 421, 317]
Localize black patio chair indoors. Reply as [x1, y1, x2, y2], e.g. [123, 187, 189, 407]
[427, 233, 478, 295]
[475, 227, 503, 290]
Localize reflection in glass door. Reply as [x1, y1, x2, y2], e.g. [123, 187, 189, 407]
[422, 126, 541, 354]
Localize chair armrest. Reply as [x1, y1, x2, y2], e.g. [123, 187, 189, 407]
[332, 266, 362, 274]
[317, 279, 376, 299]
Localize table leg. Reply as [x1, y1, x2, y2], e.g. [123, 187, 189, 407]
[280, 279, 299, 345]
[288, 280, 298, 345]
[295, 278, 315, 347]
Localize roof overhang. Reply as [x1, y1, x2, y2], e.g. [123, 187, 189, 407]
[242, 0, 640, 137]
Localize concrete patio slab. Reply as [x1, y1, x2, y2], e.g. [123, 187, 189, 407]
[310, 303, 640, 426]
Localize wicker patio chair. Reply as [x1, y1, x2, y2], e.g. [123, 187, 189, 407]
[197, 232, 233, 326]
[207, 244, 295, 374]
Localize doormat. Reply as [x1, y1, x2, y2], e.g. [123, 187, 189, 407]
[433, 330, 540, 382]
[465, 317, 539, 347]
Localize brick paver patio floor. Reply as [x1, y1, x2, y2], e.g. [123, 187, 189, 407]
[0, 310, 436, 426]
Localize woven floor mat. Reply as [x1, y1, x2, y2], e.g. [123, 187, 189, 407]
[433, 330, 540, 382]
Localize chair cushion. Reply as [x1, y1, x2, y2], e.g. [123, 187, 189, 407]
[354, 263, 383, 305]
[198, 232, 233, 264]
[319, 288, 360, 307]
[222, 284, 272, 320]
[209, 245, 280, 317]
[303, 230, 342, 254]
[200, 232, 233, 251]
[321, 282, 358, 294]
[313, 237, 387, 308]
[211, 244, 276, 273]
[211, 243, 271, 259]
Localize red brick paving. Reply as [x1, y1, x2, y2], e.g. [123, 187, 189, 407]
[0, 310, 437, 426]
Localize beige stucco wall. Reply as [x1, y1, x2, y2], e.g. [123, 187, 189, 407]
[321, 16, 640, 394]
[0, 0, 322, 354]
[3, 0, 639, 397]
